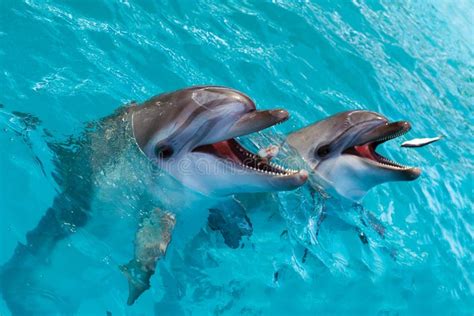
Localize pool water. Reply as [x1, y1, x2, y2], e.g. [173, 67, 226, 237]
[0, 0, 473, 315]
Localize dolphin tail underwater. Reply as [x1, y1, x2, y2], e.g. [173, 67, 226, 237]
[1, 86, 308, 313]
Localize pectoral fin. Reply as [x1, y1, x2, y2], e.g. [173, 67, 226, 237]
[120, 209, 176, 305]
[208, 199, 252, 249]
[120, 259, 154, 305]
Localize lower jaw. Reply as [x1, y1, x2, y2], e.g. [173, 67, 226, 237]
[342, 145, 420, 179]
[346, 141, 414, 171]
[345, 121, 414, 170]
[195, 139, 298, 176]
[361, 158, 421, 180]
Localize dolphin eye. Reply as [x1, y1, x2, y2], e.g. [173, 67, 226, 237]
[155, 145, 174, 159]
[316, 145, 331, 158]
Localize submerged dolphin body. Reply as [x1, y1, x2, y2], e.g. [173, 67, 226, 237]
[0, 86, 307, 313]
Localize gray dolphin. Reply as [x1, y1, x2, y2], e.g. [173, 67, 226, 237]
[212, 110, 421, 249]
[286, 110, 420, 201]
[132, 86, 307, 196]
[1, 86, 308, 313]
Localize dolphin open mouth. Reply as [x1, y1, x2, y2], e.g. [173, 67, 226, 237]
[193, 108, 304, 178]
[343, 121, 420, 177]
[194, 139, 299, 176]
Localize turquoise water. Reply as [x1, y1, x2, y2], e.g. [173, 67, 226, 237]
[1, 0, 473, 315]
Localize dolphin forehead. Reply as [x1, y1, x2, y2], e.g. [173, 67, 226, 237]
[290, 110, 387, 142]
[132, 86, 255, 150]
[147, 86, 255, 112]
[190, 86, 255, 110]
[342, 110, 387, 125]
[287, 110, 389, 164]
[319, 110, 388, 145]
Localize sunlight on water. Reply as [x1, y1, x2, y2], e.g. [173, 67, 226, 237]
[0, 0, 473, 315]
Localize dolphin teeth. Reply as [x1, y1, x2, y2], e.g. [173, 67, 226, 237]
[374, 129, 408, 143]
[373, 151, 410, 170]
[350, 124, 413, 170]
[223, 139, 301, 176]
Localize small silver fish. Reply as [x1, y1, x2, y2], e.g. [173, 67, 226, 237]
[258, 145, 280, 159]
[401, 136, 442, 148]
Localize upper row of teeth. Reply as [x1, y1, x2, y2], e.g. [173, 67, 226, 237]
[237, 162, 298, 175]
[374, 128, 408, 143]
[371, 129, 411, 169]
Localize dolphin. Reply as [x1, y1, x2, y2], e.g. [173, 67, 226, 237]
[132, 86, 307, 196]
[286, 110, 421, 201]
[212, 110, 422, 249]
[0, 86, 307, 313]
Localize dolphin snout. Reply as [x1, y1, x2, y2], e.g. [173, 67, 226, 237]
[227, 109, 289, 138]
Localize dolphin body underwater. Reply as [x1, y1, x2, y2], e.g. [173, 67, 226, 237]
[0, 86, 308, 314]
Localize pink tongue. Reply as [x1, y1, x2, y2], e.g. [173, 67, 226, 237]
[211, 140, 240, 162]
[354, 144, 377, 160]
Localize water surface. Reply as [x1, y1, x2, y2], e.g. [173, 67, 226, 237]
[0, 0, 473, 315]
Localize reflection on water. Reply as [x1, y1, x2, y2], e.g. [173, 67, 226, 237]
[1, 0, 473, 314]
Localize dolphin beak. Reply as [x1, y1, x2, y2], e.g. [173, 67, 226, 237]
[354, 121, 410, 146]
[404, 167, 421, 180]
[268, 170, 309, 190]
[227, 109, 289, 139]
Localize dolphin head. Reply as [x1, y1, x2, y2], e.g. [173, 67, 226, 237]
[132, 86, 307, 196]
[286, 110, 421, 201]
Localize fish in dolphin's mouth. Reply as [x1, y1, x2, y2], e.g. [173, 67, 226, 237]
[194, 139, 299, 176]
[342, 121, 420, 177]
